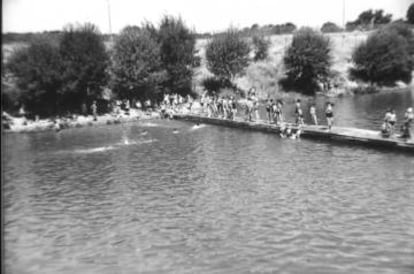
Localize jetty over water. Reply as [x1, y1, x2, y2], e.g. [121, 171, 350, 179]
[173, 114, 414, 153]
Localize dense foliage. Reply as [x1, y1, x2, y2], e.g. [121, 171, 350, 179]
[205, 29, 250, 83]
[157, 16, 196, 96]
[5, 23, 109, 116]
[281, 28, 332, 94]
[407, 3, 414, 24]
[383, 22, 414, 56]
[346, 9, 392, 31]
[59, 23, 109, 111]
[252, 35, 270, 61]
[6, 39, 62, 116]
[110, 26, 166, 103]
[321, 22, 343, 33]
[349, 28, 413, 86]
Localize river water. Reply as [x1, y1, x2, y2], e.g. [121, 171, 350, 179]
[3, 89, 414, 274]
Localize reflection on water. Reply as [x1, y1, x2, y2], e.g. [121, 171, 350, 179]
[3, 90, 414, 274]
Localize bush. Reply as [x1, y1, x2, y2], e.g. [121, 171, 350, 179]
[407, 3, 414, 24]
[346, 9, 392, 30]
[111, 25, 166, 103]
[252, 35, 270, 61]
[271, 23, 297, 34]
[382, 22, 414, 56]
[321, 22, 343, 33]
[59, 23, 109, 112]
[205, 29, 250, 83]
[349, 29, 413, 86]
[201, 76, 234, 94]
[281, 28, 332, 95]
[157, 16, 196, 96]
[6, 39, 62, 116]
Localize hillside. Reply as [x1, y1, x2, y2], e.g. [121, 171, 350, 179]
[3, 30, 412, 101]
[192, 31, 375, 99]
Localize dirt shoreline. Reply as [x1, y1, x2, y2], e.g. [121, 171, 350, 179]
[3, 109, 161, 134]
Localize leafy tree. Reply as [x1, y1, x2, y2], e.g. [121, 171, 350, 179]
[59, 23, 109, 111]
[205, 29, 250, 83]
[383, 22, 414, 56]
[408, 3, 414, 24]
[157, 16, 196, 96]
[346, 9, 392, 30]
[272, 23, 297, 34]
[321, 22, 343, 33]
[281, 28, 332, 94]
[252, 35, 270, 61]
[349, 29, 413, 86]
[6, 39, 62, 116]
[110, 25, 166, 103]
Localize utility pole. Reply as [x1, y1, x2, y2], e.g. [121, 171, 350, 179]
[107, 0, 113, 38]
[342, 0, 346, 29]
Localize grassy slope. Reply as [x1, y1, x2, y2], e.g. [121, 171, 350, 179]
[3, 31, 412, 101]
[192, 31, 404, 100]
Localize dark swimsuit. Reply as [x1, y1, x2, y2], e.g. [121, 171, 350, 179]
[326, 110, 333, 118]
[295, 107, 303, 118]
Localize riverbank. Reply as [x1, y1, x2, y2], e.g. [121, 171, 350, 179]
[3, 109, 161, 133]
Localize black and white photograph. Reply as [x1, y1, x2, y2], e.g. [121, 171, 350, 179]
[2, 0, 414, 273]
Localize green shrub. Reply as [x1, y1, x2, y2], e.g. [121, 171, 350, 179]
[407, 3, 414, 24]
[59, 23, 109, 111]
[205, 29, 250, 83]
[252, 35, 270, 61]
[157, 16, 196, 96]
[321, 22, 343, 33]
[6, 39, 62, 116]
[349, 29, 413, 86]
[111, 25, 166, 103]
[382, 22, 414, 56]
[201, 76, 234, 94]
[281, 28, 332, 95]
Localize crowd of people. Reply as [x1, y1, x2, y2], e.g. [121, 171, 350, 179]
[157, 88, 414, 139]
[2, 88, 413, 140]
[381, 107, 413, 139]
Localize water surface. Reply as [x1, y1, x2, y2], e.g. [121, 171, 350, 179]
[3, 90, 414, 274]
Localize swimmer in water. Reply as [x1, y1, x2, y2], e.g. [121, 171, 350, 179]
[141, 130, 148, 136]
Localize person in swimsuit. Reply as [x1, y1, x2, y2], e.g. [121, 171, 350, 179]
[382, 108, 392, 137]
[309, 104, 318, 125]
[251, 91, 260, 121]
[266, 99, 273, 123]
[389, 109, 397, 135]
[400, 107, 413, 139]
[325, 102, 334, 131]
[295, 99, 304, 126]
[230, 96, 237, 120]
[274, 100, 284, 125]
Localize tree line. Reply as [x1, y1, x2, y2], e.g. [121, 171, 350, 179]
[3, 4, 414, 117]
[4, 17, 196, 117]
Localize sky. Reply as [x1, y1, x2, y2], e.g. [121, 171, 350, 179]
[2, 0, 413, 34]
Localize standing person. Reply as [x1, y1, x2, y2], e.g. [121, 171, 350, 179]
[309, 104, 318, 125]
[274, 99, 284, 125]
[81, 103, 88, 116]
[295, 99, 304, 125]
[401, 107, 413, 139]
[251, 90, 260, 121]
[389, 109, 397, 136]
[266, 98, 273, 123]
[325, 102, 334, 131]
[169, 93, 175, 106]
[382, 108, 392, 136]
[230, 96, 237, 120]
[217, 96, 223, 118]
[91, 101, 97, 121]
